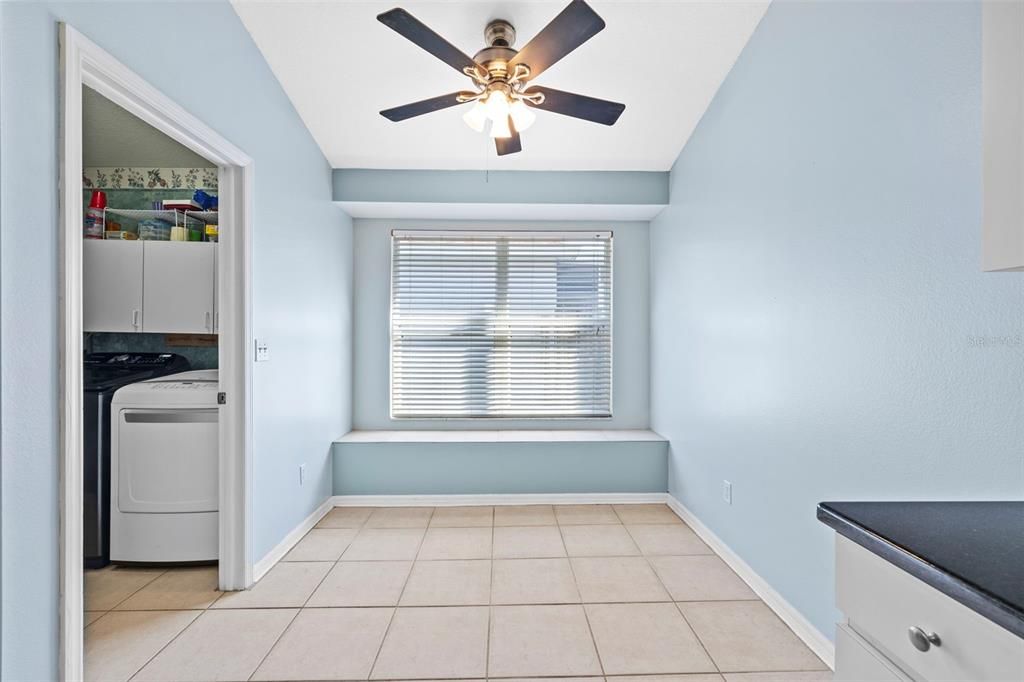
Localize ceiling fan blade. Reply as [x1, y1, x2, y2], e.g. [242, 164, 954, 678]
[508, 0, 605, 80]
[495, 117, 522, 156]
[527, 86, 624, 125]
[378, 8, 483, 75]
[380, 92, 468, 122]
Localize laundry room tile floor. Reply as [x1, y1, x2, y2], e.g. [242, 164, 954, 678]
[83, 504, 832, 682]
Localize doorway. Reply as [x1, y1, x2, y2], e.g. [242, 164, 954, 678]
[60, 24, 254, 680]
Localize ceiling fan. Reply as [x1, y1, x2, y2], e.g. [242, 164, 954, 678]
[377, 0, 625, 156]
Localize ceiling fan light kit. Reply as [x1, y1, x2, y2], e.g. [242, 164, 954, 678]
[377, 0, 625, 156]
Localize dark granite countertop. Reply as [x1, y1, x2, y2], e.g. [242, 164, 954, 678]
[817, 501, 1024, 639]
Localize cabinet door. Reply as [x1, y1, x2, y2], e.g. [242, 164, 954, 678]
[83, 240, 144, 332]
[142, 242, 215, 334]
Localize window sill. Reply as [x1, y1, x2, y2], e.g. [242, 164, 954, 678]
[335, 429, 666, 444]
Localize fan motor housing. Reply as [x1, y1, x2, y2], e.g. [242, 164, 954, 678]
[484, 19, 515, 48]
[474, 46, 518, 77]
[475, 19, 518, 79]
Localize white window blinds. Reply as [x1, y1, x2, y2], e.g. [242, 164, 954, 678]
[390, 230, 613, 419]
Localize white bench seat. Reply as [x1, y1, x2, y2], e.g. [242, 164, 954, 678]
[335, 429, 666, 444]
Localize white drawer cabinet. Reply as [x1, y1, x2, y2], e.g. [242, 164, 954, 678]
[83, 240, 144, 332]
[83, 240, 216, 334]
[835, 623, 909, 682]
[836, 536, 1024, 682]
[142, 242, 215, 334]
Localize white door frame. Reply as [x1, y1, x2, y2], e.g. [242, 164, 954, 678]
[59, 24, 254, 680]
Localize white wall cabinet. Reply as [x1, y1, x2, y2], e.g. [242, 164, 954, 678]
[83, 240, 216, 334]
[83, 240, 145, 332]
[142, 242, 216, 334]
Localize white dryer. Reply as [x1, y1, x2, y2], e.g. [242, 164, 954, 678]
[110, 369, 219, 563]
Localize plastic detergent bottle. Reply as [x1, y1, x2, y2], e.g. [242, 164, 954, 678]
[84, 190, 106, 239]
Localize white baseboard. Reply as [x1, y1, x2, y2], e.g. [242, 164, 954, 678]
[253, 497, 334, 582]
[328, 492, 667, 507]
[665, 494, 836, 670]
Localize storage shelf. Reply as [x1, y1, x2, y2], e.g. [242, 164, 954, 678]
[104, 208, 219, 225]
[184, 211, 219, 224]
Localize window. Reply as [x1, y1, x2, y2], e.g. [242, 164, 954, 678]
[390, 230, 612, 419]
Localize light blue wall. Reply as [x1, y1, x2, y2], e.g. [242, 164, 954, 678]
[352, 219, 650, 430]
[334, 441, 667, 495]
[334, 169, 669, 206]
[0, 2, 351, 678]
[650, 0, 1024, 644]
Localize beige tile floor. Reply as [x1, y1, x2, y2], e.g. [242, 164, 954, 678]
[84, 504, 832, 682]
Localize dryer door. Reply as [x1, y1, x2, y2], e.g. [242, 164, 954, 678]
[117, 409, 218, 513]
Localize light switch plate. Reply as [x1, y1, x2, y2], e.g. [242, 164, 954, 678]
[723, 480, 733, 505]
[255, 339, 270, 362]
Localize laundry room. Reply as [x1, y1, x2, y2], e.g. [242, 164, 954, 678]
[82, 83, 222, 594]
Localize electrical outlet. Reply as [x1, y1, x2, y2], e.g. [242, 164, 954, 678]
[255, 339, 270, 362]
[299, 464, 306, 486]
[723, 480, 733, 505]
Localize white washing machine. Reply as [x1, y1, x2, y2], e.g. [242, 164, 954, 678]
[110, 370, 219, 563]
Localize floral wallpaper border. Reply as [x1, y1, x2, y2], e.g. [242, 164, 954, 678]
[83, 167, 218, 190]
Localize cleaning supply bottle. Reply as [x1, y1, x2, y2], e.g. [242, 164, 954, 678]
[84, 190, 106, 239]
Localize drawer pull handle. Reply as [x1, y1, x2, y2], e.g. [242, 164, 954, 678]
[908, 626, 941, 652]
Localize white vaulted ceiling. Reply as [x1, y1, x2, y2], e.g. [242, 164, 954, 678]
[232, 0, 768, 171]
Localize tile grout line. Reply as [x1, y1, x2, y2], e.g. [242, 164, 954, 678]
[347, 505, 394, 682]
[334, 504, 374, 561]
[627, 506, 724, 676]
[124, 561, 257, 680]
[395, 509, 433, 604]
[245, 506, 369, 680]
[124, 608, 203, 681]
[357, 504, 403, 680]
[486, 509, 495, 679]
[125, 557, 239, 675]
[243, 606, 302, 681]
[240, 561, 337, 675]
[366, 506, 434, 680]
[95, 566, 214, 681]
[554, 517, 606, 678]
[98, 566, 168, 612]
[671, 600, 724, 676]
[108, 598, 747, 611]
[83, 608, 110, 629]
[591, 506, 722, 676]
[240, 516, 356, 682]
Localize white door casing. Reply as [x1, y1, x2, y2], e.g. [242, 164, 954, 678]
[59, 23, 254, 682]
